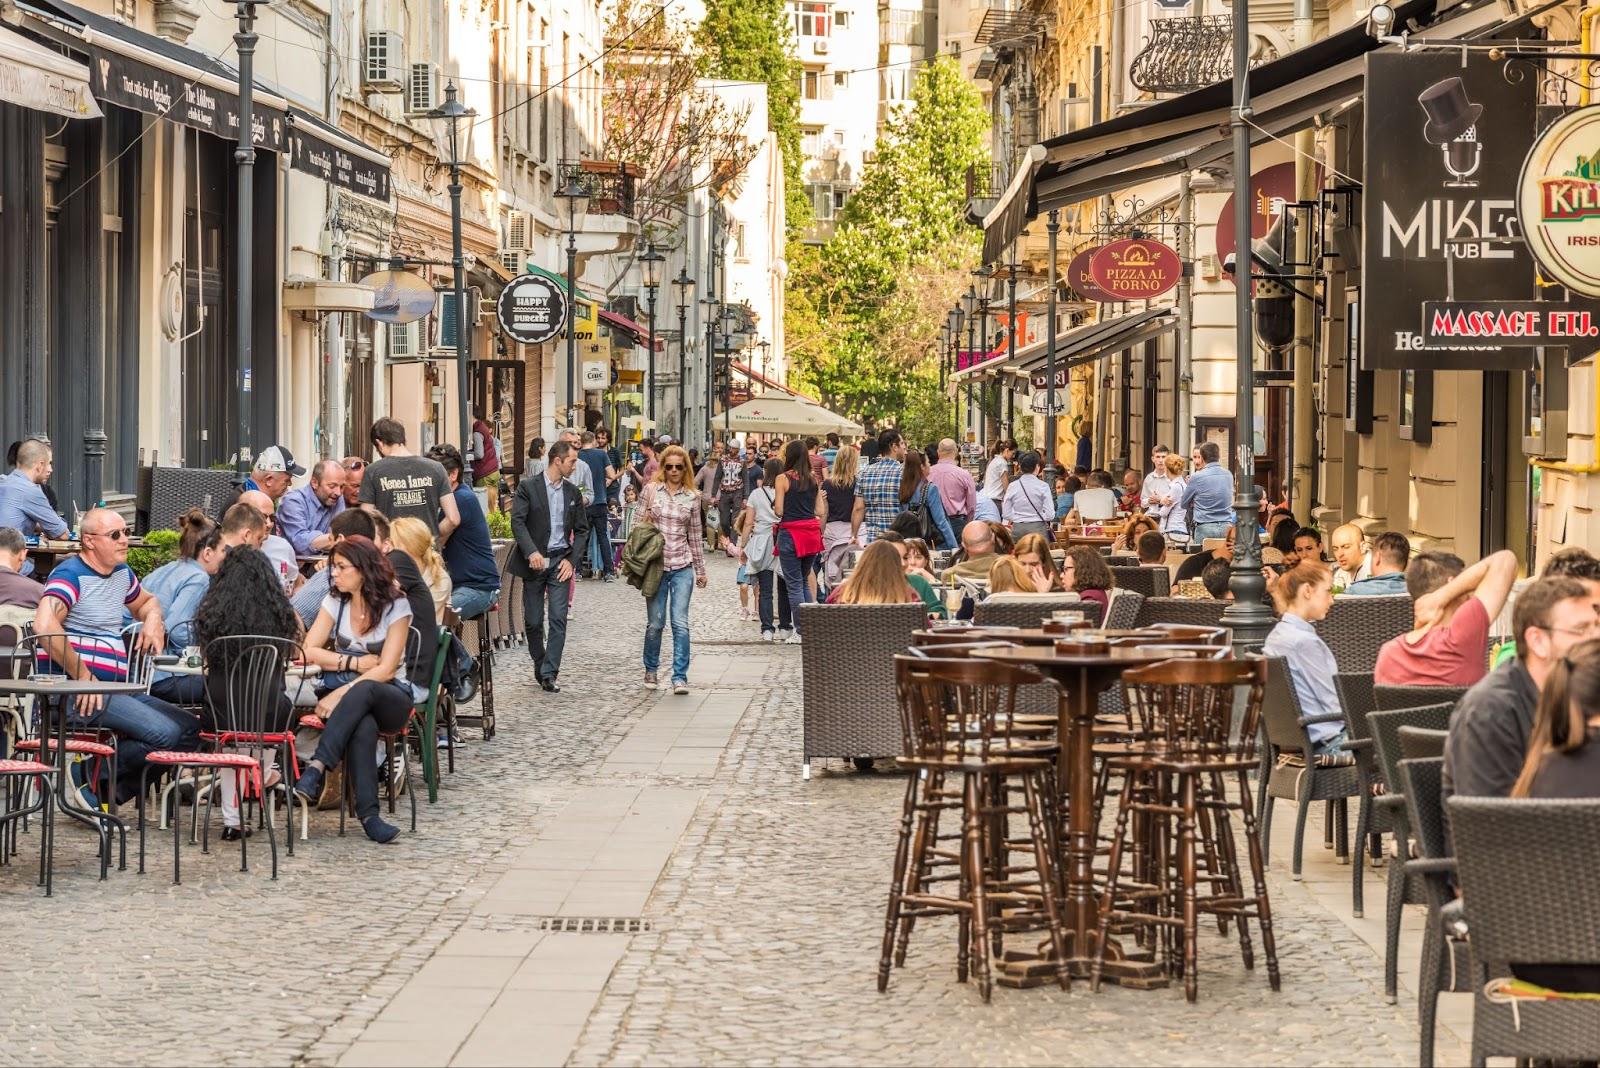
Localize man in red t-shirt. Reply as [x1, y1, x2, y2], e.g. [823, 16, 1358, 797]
[1374, 548, 1519, 687]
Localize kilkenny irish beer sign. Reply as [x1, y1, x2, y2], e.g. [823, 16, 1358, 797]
[1520, 105, 1600, 298]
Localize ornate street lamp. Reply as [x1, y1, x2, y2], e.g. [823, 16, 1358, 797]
[231, 0, 269, 487]
[672, 267, 695, 438]
[556, 170, 590, 428]
[428, 81, 477, 460]
[639, 242, 665, 431]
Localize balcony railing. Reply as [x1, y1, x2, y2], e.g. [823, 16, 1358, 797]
[558, 160, 639, 217]
[1129, 15, 1277, 95]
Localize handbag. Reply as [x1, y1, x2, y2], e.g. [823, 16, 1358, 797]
[894, 484, 940, 545]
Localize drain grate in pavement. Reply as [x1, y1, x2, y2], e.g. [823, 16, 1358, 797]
[535, 916, 653, 934]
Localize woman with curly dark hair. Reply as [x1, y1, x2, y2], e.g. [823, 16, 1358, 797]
[291, 536, 416, 843]
[192, 545, 301, 839]
[1060, 545, 1115, 611]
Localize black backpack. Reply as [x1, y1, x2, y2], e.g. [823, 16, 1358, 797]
[892, 484, 939, 544]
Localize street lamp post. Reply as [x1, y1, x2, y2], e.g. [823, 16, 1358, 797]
[758, 339, 771, 392]
[1045, 209, 1061, 478]
[639, 242, 664, 435]
[672, 267, 695, 439]
[429, 82, 477, 460]
[1222, 0, 1272, 648]
[962, 286, 978, 447]
[701, 296, 719, 447]
[947, 308, 962, 436]
[1005, 243, 1019, 439]
[232, 0, 268, 486]
[556, 170, 590, 429]
[977, 291, 992, 445]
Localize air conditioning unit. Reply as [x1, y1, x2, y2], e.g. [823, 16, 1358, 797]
[387, 320, 418, 361]
[497, 249, 526, 275]
[504, 210, 531, 252]
[813, 38, 830, 54]
[363, 31, 404, 92]
[406, 63, 439, 115]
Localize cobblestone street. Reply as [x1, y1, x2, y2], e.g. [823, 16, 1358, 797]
[2, 556, 1468, 1066]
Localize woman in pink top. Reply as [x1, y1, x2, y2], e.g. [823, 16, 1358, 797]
[1373, 549, 1519, 687]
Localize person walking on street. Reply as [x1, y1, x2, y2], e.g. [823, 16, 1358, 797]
[741, 457, 789, 640]
[1178, 441, 1235, 549]
[578, 431, 618, 581]
[976, 439, 1016, 523]
[925, 438, 977, 532]
[852, 428, 907, 543]
[509, 440, 588, 692]
[820, 445, 861, 589]
[1001, 450, 1055, 541]
[896, 449, 957, 550]
[641, 445, 708, 693]
[715, 444, 746, 544]
[772, 441, 825, 644]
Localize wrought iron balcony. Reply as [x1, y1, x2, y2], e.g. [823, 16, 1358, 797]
[1129, 15, 1277, 96]
[558, 160, 639, 217]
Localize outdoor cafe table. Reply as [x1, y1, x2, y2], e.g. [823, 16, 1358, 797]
[975, 641, 1189, 989]
[0, 675, 149, 878]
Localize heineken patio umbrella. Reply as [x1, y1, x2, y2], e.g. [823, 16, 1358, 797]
[721, 395, 863, 436]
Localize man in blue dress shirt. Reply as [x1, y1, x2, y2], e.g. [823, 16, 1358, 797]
[277, 459, 347, 555]
[0, 439, 68, 574]
[1177, 441, 1236, 550]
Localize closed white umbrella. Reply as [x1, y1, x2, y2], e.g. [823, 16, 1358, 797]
[721, 394, 864, 436]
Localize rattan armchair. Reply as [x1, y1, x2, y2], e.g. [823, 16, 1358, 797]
[795, 603, 928, 779]
[1314, 595, 1413, 673]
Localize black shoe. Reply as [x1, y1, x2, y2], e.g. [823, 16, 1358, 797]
[221, 826, 252, 842]
[361, 815, 400, 844]
[539, 677, 560, 693]
[292, 767, 324, 805]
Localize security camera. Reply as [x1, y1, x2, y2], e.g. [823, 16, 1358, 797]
[1365, 2, 1395, 36]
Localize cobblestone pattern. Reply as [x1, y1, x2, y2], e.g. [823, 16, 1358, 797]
[2, 556, 1460, 1066]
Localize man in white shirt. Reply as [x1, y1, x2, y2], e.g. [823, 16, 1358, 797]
[239, 490, 303, 595]
[1140, 443, 1171, 505]
[1330, 523, 1373, 588]
[976, 439, 1015, 522]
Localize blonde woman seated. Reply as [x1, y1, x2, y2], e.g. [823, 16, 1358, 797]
[388, 516, 453, 620]
[985, 556, 1080, 603]
[824, 540, 920, 605]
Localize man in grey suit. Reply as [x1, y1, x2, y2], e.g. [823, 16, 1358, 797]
[509, 440, 589, 693]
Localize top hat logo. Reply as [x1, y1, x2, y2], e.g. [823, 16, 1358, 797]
[1418, 77, 1484, 145]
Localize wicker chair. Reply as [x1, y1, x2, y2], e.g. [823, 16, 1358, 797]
[1109, 565, 1169, 599]
[1397, 757, 1474, 1068]
[974, 597, 1102, 629]
[1369, 703, 1455, 1002]
[139, 466, 238, 533]
[1314, 595, 1413, 674]
[1256, 657, 1358, 879]
[1399, 726, 1447, 760]
[1136, 596, 1231, 630]
[1335, 672, 1384, 918]
[1450, 797, 1600, 1067]
[1103, 589, 1143, 630]
[1375, 684, 1467, 711]
[795, 603, 928, 778]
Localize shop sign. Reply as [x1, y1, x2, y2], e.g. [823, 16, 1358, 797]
[1214, 162, 1299, 283]
[957, 348, 1002, 371]
[1027, 389, 1065, 415]
[1088, 239, 1182, 301]
[495, 273, 568, 345]
[1519, 105, 1600, 298]
[1067, 248, 1117, 303]
[581, 360, 609, 389]
[1030, 366, 1069, 391]
[1361, 50, 1537, 371]
[287, 121, 391, 202]
[570, 297, 598, 341]
[1422, 300, 1600, 348]
[89, 49, 285, 150]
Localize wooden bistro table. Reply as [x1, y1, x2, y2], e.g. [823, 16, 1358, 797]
[0, 675, 150, 881]
[976, 638, 1201, 989]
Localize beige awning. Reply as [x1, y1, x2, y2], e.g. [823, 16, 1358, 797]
[0, 25, 99, 119]
[721, 394, 864, 436]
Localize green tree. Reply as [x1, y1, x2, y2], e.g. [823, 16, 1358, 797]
[787, 56, 989, 430]
[696, 0, 811, 239]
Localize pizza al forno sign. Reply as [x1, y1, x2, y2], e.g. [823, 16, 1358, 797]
[1088, 238, 1182, 301]
[1521, 105, 1600, 298]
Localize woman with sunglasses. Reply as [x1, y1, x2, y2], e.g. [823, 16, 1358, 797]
[641, 445, 708, 694]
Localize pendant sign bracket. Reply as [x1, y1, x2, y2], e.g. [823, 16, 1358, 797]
[496, 273, 568, 346]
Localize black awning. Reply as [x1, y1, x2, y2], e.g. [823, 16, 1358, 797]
[1027, 310, 1177, 391]
[286, 108, 392, 202]
[953, 308, 1174, 384]
[979, 0, 1504, 262]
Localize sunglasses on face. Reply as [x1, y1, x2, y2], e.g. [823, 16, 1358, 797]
[87, 528, 129, 542]
[663, 463, 686, 471]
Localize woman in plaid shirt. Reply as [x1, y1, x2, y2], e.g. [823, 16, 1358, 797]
[641, 444, 709, 694]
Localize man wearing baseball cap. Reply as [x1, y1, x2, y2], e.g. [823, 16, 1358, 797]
[248, 445, 305, 503]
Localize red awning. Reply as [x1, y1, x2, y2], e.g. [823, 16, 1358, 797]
[598, 308, 664, 351]
[731, 361, 808, 399]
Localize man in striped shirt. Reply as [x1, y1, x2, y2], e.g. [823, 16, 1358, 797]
[34, 507, 199, 805]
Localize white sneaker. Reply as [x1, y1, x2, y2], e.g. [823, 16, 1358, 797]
[776, 629, 792, 642]
[762, 630, 776, 642]
[784, 631, 802, 645]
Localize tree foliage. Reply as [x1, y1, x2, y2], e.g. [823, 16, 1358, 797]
[785, 56, 989, 431]
[695, 0, 811, 240]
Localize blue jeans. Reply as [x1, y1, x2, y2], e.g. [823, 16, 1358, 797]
[644, 566, 695, 683]
[450, 584, 500, 620]
[88, 693, 200, 801]
[777, 532, 818, 635]
[585, 504, 613, 575]
[1189, 520, 1233, 550]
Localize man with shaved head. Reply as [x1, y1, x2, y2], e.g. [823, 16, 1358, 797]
[940, 520, 1001, 584]
[0, 438, 68, 573]
[240, 489, 301, 594]
[926, 437, 977, 533]
[34, 507, 198, 805]
[1330, 523, 1371, 589]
